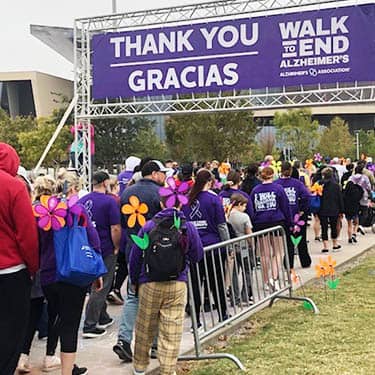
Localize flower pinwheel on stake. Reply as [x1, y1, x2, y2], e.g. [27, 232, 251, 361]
[305, 159, 313, 171]
[314, 153, 322, 162]
[33, 195, 67, 231]
[159, 177, 189, 208]
[290, 213, 305, 247]
[311, 183, 323, 196]
[271, 160, 282, 175]
[121, 196, 149, 228]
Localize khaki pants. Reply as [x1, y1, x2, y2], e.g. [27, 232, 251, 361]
[134, 281, 187, 375]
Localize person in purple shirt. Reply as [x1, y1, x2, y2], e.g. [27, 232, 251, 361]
[35, 172, 102, 375]
[79, 171, 121, 339]
[182, 169, 230, 327]
[130, 201, 203, 375]
[118, 156, 141, 196]
[275, 162, 312, 269]
[219, 170, 254, 218]
[250, 167, 292, 291]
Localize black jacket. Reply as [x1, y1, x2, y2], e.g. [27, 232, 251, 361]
[319, 179, 344, 217]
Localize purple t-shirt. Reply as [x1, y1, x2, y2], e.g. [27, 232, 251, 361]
[118, 170, 133, 196]
[275, 177, 310, 217]
[219, 188, 254, 217]
[182, 190, 226, 246]
[250, 183, 292, 227]
[79, 192, 121, 258]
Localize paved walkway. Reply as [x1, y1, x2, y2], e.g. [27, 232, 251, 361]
[22, 222, 375, 375]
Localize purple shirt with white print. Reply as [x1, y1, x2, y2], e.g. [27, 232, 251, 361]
[79, 192, 121, 258]
[182, 190, 226, 246]
[219, 188, 254, 218]
[275, 177, 310, 217]
[249, 182, 292, 227]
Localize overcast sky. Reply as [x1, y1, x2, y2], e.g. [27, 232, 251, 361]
[0, 0, 207, 79]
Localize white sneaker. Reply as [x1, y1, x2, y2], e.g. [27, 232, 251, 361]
[133, 369, 146, 375]
[42, 355, 61, 372]
[17, 354, 31, 373]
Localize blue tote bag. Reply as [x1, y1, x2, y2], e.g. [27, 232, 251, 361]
[54, 216, 107, 286]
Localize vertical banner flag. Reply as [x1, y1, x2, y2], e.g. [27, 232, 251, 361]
[92, 4, 375, 99]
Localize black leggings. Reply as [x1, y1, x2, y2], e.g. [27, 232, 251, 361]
[0, 269, 31, 375]
[191, 251, 227, 324]
[22, 297, 47, 355]
[43, 282, 86, 353]
[319, 215, 339, 241]
[113, 251, 128, 291]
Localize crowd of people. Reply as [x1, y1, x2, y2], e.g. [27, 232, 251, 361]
[1, 141, 375, 375]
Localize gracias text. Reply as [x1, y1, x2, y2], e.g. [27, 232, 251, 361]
[109, 23, 258, 92]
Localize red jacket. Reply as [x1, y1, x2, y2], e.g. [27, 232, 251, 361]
[0, 143, 39, 275]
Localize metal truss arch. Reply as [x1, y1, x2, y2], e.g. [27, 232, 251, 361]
[74, 0, 375, 189]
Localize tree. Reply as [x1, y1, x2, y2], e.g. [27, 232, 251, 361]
[273, 108, 320, 161]
[18, 116, 71, 169]
[357, 129, 375, 159]
[317, 117, 355, 158]
[0, 109, 36, 152]
[94, 117, 168, 169]
[165, 111, 258, 163]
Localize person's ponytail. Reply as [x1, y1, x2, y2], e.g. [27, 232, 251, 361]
[188, 169, 213, 205]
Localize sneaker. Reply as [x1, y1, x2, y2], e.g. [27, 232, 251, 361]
[72, 364, 88, 375]
[150, 346, 158, 359]
[190, 324, 204, 335]
[17, 354, 31, 373]
[352, 235, 358, 243]
[314, 236, 322, 242]
[107, 290, 124, 305]
[42, 355, 61, 372]
[348, 238, 353, 244]
[332, 245, 342, 252]
[321, 248, 329, 253]
[113, 339, 132, 362]
[82, 327, 106, 339]
[97, 318, 114, 330]
[358, 226, 366, 235]
[133, 370, 146, 375]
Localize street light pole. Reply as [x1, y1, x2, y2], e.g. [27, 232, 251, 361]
[112, 0, 117, 13]
[355, 130, 360, 160]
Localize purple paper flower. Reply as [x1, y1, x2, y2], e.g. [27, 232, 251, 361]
[291, 213, 305, 234]
[213, 179, 223, 190]
[314, 153, 322, 162]
[159, 177, 189, 208]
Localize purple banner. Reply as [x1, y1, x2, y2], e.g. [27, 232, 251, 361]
[92, 4, 375, 99]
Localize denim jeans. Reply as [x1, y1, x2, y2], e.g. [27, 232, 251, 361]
[118, 283, 139, 343]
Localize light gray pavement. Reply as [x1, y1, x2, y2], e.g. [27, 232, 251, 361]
[22, 221, 375, 375]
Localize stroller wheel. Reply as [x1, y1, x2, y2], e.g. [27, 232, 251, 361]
[372, 224, 375, 234]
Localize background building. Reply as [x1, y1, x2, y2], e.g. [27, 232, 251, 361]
[0, 71, 73, 118]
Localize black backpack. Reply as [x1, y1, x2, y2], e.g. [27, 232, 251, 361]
[344, 181, 363, 203]
[143, 217, 187, 282]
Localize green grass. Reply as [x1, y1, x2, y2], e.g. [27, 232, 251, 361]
[185, 252, 375, 375]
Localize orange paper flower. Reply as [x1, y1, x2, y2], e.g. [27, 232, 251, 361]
[315, 258, 329, 278]
[326, 255, 337, 276]
[305, 159, 313, 171]
[291, 269, 299, 284]
[311, 183, 323, 196]
[121, 195, 149, 228]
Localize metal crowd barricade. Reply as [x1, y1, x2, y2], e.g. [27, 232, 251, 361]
[178, 226, 319, 370]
